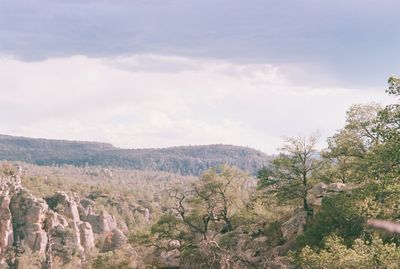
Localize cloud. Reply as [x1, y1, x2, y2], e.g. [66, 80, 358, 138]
[1, 0, 400, 86]
[0, 55, 392, 153]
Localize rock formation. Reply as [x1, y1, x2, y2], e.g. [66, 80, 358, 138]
[281, 210, 308, 241]
[0, 172, 126, 266]
[10, 189, 49, 254]
[307, 182, 352, 210]
[0, 191, 13, 254]
[87, 210, 117, 234]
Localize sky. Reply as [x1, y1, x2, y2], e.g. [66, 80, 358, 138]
[0, 0, 399, 153]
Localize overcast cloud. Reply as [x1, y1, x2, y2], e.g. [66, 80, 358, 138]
[1, 0, 400, 85]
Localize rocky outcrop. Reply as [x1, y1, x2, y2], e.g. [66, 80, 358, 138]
[307, 182, 352, 209]
[45, 189, 127, 253]
[0, 194, 13, 254]
[281, 210, 308, 241]
[9, 189, 49, 254]
[46, 192, 80, 222]
[85, 210, 127, 252]
[0, 173, 20, 254]
[78, 221, 95, 250]
[45, 191, 95, 253]
[87, 210, 117, 234]
[0, 172, 124, 265]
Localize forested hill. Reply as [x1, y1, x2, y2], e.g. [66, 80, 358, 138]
[0, 134, 270, 175]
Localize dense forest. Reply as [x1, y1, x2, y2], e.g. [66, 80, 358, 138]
[0, 77, 399, 268]
[0, 136, 270, 176]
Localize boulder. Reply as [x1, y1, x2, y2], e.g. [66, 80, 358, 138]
[281, 210, 307, 240]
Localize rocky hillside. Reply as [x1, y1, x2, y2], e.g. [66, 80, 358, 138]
[0, 168, 139, 268]
[0, 134, 270, 176]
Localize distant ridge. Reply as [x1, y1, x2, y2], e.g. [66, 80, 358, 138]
[0, 134, 270, 176]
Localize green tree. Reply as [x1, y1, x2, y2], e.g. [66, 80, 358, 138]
[170, 165, 248, 241]
[145, 166, 251, 268]
[258, 134, 322, 215]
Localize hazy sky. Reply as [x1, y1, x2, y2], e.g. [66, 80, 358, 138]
[0, 1, 399, 153]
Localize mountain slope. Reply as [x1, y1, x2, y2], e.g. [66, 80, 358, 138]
[0, 134, 270, 175]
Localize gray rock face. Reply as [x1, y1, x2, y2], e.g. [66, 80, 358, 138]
[84, 210, 127, 252]
[0, 174, 98, 262]
[0, 174, 23, 254]
[45, 192, 95, 253]
[46, 192, 80, 222]
[87, 210, 117, 234]
[0, 194, 13, 254]
[9, 189, 49, 254]
[281, 210, 308, 240]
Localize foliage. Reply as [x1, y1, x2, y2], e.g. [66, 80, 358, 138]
[296, 193, 365, 248]
[168, 165, 250, 241]
[86, 248, 134, 269]
[293, 234, 400, 269]
[257, 134, 322, 214]
[320, 128, 366, 183]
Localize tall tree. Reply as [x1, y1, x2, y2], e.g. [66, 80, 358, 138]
[258, 134, 322, 215]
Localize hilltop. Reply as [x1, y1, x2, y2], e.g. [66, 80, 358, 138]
[0, 134, 270, 175]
